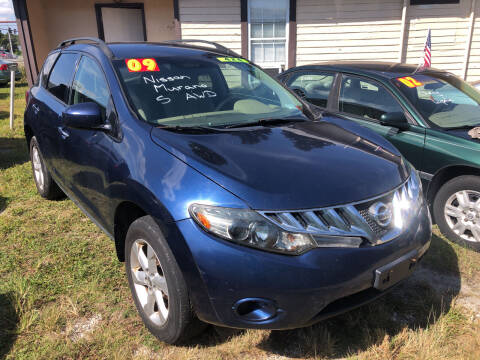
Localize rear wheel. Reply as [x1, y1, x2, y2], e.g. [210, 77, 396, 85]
[29, 136, 64, 200]
[433, 175, 480, 251]
[125, 215, 206, 344]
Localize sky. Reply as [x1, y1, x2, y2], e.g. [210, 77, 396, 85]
[0, 0, 15, 22]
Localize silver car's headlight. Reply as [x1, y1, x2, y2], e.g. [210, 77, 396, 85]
[189, 204, 316, 254]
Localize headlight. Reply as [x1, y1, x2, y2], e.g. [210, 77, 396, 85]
[392, 166, 423, 229]
[189, 204, 316, 254]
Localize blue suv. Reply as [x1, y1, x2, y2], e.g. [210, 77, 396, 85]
[24, 38, 432, 343]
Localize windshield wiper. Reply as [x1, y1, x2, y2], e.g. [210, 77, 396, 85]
[156, 124, 220, 133]
[223, 117, 307, 129]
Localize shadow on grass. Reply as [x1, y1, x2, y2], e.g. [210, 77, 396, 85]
[182, 234, 460, 358]
[256, 234, 460, 358]
[0, 292, 19, 360]
[0, 137, 29, 170]
[0, 195, 6, 214]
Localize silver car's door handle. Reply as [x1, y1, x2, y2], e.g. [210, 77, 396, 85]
[57, 126, 70, 139]
[32, 104, 40, 114]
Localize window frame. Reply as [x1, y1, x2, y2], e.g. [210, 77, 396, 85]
[247, 0, 289, 69]
[334, 73, 415, 125]
[95, 3, 147, 42]
[45, 51, 81, 105]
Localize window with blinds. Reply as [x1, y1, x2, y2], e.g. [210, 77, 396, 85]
[248, 0, 289, 69]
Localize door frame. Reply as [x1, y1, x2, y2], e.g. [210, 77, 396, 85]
[95, 3, 147, 41]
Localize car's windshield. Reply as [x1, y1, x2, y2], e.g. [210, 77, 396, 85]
[392, 73, 480, 129]
[113, 55, 306, 127]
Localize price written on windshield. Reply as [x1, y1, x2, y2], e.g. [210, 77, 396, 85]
[397, 76, 423, 88]
[125, 58, 159, 72]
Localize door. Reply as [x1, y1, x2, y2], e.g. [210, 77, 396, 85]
[334, 74, 426, 171]
[27, 51, 59, 166]
[284, 71, 336, 109]
[34, 52, 79, 186]
[58, 55, 114, 226]
[96, 4, 146, 42]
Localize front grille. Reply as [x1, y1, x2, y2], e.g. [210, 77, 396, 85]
[259, 175, 420, 246]
[359, 209, 389, 237]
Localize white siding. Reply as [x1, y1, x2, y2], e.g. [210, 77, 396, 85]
[467, 0, 480, 81]
[179, 0, 241, 54]
[405, 1, 471, 79]
[296, 0, 403, 65]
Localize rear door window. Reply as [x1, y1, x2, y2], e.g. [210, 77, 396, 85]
[71, 56, 110, 119]
[47, 53, 79, 103]
[38, 52, 59, 87]
[339, 75, 403, 121]
[286, 71, 335, 108]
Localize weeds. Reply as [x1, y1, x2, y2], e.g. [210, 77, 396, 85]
[0, 83, 479, 359]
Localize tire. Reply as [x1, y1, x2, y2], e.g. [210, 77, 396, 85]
[125, 215, 206, 344]
[433, 175, 480, 251]
[29, 136, 64, 200]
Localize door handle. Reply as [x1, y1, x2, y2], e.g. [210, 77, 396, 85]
[57, 126, 70, 139]
[32, 104, 40, 115]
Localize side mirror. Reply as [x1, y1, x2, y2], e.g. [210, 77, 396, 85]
[380, 112, 410, 131]
[62, 102, 111, 131]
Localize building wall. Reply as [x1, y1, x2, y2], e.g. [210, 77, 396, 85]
[296, 0, 403, 64]
[27, 0, 176, 69]
[295, 0, 479, 81]
[178, 0, 242, 54]
[20, 0, 480, 84]
[467, 0, 480, 81]
[405, 0, 471, 79]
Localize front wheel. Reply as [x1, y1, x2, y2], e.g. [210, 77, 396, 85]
[433, 175, 480, 251]
[125, 215, 206, 344]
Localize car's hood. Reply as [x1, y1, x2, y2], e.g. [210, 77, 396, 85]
[151, 115, 409, 210]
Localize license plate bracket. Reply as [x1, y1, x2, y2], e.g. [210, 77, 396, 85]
[374, 249, 419, 290]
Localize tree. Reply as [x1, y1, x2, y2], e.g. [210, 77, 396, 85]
[0, 28, 20, 54]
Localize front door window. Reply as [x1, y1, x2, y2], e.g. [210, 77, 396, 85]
[339, 75, 404, 122]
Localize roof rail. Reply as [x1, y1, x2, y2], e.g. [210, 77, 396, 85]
[57, 37, 114, 59]
[163, 39, 241, 57]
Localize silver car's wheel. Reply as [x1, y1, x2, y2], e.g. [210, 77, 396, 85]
[130, 239, 169, 326]
[31, 145, 45, 191]
[444, 190, 480, 243]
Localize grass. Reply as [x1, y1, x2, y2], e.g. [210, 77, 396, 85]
[0, 82, 479, 360]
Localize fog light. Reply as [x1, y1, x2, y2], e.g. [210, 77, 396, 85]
[233, 298, 278, 322]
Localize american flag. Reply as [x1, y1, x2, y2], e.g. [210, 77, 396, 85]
[423, 29, 432, 68]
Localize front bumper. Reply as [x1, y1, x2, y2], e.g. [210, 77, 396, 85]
[176, 202, 432, 329]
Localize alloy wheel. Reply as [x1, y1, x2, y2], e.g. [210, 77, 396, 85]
[32, 145, 45, 191]
[130, 239, 169, 326]
[444, 190, 480, 243]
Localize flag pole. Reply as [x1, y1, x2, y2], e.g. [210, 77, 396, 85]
[413, 29, 431, 74]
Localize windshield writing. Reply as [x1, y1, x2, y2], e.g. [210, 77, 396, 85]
[114, 57, 304, 127]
